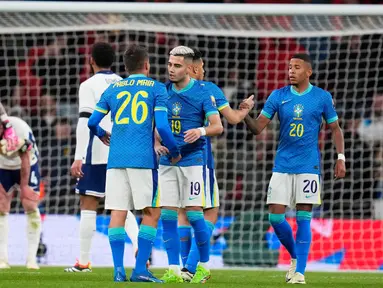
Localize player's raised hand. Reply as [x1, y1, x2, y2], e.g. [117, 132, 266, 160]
[239, 95, 255, 111]
[334, 159, 346, 180]
[71, 160, 84, 178]
[184, 128, 202, 143]
[171, 154, 182, 165]
[100, 131, 111, 146]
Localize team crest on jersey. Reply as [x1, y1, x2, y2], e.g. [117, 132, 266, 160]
[210, 96, 217, 108]
[172, 102, 182, 116]
[293, 104, 304, 119]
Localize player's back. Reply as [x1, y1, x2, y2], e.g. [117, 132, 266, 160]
[160, 79, 214, 167]
[80, 71, 122, 165]
[263, 84, 338, 174]
[0, 116, 38, 170]
[100, 74, 165, 169]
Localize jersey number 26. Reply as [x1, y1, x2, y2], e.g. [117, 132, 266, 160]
[115, 90, 149, 125]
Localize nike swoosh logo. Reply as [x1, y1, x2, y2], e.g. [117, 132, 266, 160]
[189, 197, 198, 200]
[305, 195, 315, 198]
[282, 99, 292, 104]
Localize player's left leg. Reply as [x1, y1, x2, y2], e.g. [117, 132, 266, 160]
[182, 166, 211, 284]
[288, 173, 320, 284]
[178, 208, 192, 267]
[20, 163, 41, 270]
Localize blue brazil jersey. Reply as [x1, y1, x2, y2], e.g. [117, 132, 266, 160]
[200, 81, 229, 170]
[261, 84, 338, 175]
[160, 79, 219, 167]
[95, 74, 168, 169]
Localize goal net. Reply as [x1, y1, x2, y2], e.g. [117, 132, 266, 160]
[1, 2, 382, 269]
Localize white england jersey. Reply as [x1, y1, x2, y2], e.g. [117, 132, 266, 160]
[0, 116, 39, 170]
[75, 71, 122, 165]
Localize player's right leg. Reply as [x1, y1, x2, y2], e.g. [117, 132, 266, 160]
[178, 208, 192, 267]
[181, 165, 211, 284]
[158, 165, 183, 283]
[0, 178, 12, 269]
[266, 172, 297, 282]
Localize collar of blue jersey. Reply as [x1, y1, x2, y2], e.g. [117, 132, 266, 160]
[172, 78, 195, 94]
[290, 83, 313, 96]
[96, 70, 114, 75]
[128, 74, 147, 78]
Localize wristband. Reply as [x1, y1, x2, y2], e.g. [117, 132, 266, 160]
[198, 127, 206, 136]
[337, 153, 346, 162]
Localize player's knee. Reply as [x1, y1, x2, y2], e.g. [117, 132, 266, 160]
[21, 197, 38, 213]
[178, 209, 190, 226]
[80, 195, 99, 211]
[143, 207, 161, 222]
[204, 207, 218, 224]
[268, 213, 286, 226]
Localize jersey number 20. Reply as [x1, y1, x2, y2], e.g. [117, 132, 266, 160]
[115, 90, 148, 125]
[289, 123, 304, 137]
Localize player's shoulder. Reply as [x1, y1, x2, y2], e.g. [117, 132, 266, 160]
[311, 85, 333, 102]
[8, 116, 31, 131]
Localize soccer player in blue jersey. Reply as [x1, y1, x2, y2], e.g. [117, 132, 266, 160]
[176, 48, 255, 281]
[158, 46, 223, 284]
[88, 44, 180, 283]
[242, 54, 346, 284]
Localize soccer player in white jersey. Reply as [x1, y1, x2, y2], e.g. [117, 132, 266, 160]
[65, 43, 139, 272]
[242, 54, 346, 284]
[0, 116, 41, 269]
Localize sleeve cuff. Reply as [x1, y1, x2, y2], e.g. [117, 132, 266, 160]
[95, 107, 108, 114]
[154, 106, 168, 112]
[217, 103, 229, 111]
[261, 110, 272, 119]
[205, 111, 219, 118]
[326, 116, 338, 124]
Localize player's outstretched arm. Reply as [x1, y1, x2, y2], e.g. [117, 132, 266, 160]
[88, 110, 110, 146]
[221, 95, 255, 125]
[328, 120, 346, 179]
[154, 110, 180, 163]
[243, 114, 271, 135]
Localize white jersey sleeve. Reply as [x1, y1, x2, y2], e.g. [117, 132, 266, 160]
[0, 116, 39, 170]
[75, 72, 122, 165]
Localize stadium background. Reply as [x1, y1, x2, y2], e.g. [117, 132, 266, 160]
[1, 0, 382, 270]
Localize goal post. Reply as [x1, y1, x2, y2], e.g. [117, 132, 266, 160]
[1, 1, 383, 270]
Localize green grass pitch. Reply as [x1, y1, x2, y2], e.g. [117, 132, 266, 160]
[0, 267, 382, 288]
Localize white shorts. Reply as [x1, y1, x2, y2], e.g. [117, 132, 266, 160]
[266, 172, 321, 208]
[159, 165, 206, 208]
[105, 168, 159, 211]
[205, 168, 219, 209]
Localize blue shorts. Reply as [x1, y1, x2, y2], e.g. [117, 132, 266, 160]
[76, 164, 107, 198]
[0, 163, 40, 193]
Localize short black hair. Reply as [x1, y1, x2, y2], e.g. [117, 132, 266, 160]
[92, 42, 115, 68]
[123, 44, 148, 73]
[291, 53, 312, 65]
[191, 48, 203, 62]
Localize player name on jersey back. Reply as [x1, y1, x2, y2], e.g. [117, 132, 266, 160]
[79, 71, 122, 165]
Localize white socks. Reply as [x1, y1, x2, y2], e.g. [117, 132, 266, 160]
[79, 210, 96, 266]
[26, 209, 42, 263]
[0, 213, 9, 263]
[125, 211, 139, 253]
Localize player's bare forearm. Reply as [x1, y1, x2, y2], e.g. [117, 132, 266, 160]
[222, 108, 249, 125]
[19, 151, 31, 187]
[329, 121, 344, 154]
[244, 114, 270, 135]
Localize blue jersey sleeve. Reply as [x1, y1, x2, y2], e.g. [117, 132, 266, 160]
[261, 90, 279, 120]
[202, 92, 219, 118]
[154, 83, 168, 113]
[208, 83, 229, 111]
[323, 91, 338, 124]
[95, 89, 111, 115]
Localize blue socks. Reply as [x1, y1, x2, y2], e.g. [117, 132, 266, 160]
[186, 211, 210, 263]
[269, 214, 297, 260]
[108, 227, 127, 275]
[185, 220, 214, 273]
[135, 225, 157, 273]
[296, 211, 312, 275]
[161, 209, 180, 266]
[179, 226, 192, 267]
